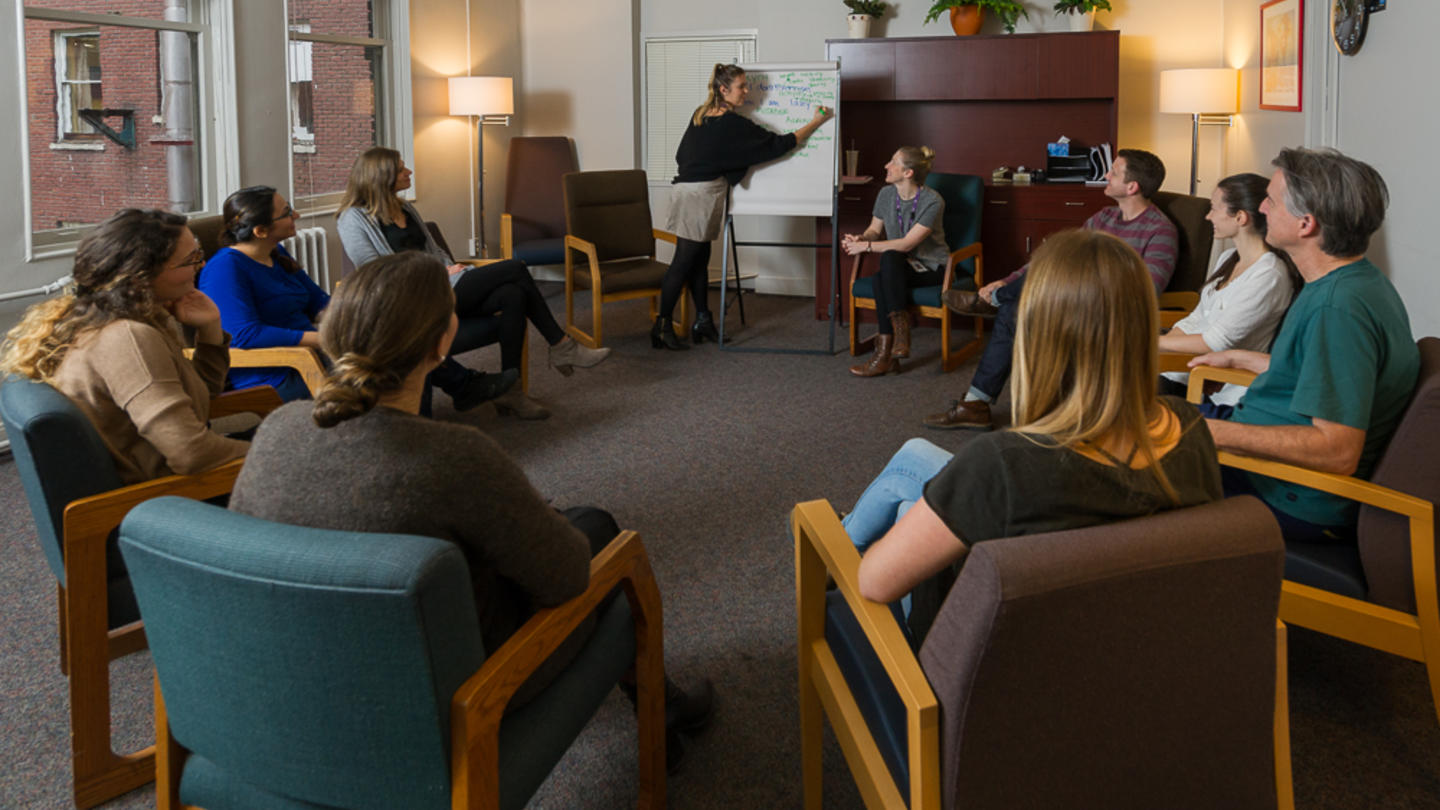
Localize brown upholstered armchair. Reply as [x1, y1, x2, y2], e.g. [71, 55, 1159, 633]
[561, 169, 687, 348]
[1189, 337, 1440, 724]
[501, 136, 577, 266]
[794, 497, 1293, 809]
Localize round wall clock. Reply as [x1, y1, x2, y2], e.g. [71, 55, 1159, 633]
[1332, 0, 1370, 55]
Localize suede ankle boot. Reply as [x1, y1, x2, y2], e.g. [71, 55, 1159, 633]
[849, 334, 900, 377]
[889, 312, 911, 359]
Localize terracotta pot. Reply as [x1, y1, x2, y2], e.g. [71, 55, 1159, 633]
[949, 5, 984, 36]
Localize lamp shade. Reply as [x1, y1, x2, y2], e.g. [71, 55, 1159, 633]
[1159, 68, 1238, 114]
[448, 76, 514, 116]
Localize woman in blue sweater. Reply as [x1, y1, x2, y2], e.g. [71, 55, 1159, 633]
[198, 186, 329, 401]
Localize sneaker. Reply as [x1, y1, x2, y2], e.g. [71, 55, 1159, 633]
[450, 368, 519, 412]
[942, 289, 998, 317]
[922, 399, 993, 430]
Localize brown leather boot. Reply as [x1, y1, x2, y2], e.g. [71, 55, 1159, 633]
[889, 312, 911, 359]
[850, 334, 900, 377]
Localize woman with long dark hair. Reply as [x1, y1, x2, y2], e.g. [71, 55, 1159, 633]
[655, 63, 833, 349]
[1158, 172, 1299, 415]
[198, 186, 328, 401]
[336, 147, 608, 419]
[842, 231, 1221, 630]
[1, 209, 247, 483]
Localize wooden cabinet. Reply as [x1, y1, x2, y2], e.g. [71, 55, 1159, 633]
[815, 180, 881, 320]
[818, 32, 1120, 319]
[980, 185, 1111, 279]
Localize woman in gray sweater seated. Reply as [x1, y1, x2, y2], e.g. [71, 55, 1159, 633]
[336, 147, 607, 420]
[230, 252, 711, 769]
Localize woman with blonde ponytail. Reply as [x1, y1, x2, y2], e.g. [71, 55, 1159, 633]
[839, 230, 1222, 637]
[1, 208, 247, 484]
[654, 62, 833, 349]
[229, 252, 716, 739]
[843, 145, 950, 376]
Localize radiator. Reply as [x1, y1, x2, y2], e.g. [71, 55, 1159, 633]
[282, 227, 332, 290]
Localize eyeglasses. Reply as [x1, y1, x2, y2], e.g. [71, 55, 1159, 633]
[276, 205, 296, 220]
[170, 248, 206, 272]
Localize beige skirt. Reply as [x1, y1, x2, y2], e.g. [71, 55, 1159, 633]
[666, 179, 728, 242]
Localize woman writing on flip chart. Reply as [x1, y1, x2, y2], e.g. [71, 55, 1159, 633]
[655, 63, 833, 350]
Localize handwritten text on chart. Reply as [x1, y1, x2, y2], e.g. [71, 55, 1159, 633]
[740, 71, 836, 160]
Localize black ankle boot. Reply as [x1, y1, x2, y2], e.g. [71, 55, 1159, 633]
[621, 676, 715, 774]
[651, 316, 689, 351]
[691, 311, 720, 344]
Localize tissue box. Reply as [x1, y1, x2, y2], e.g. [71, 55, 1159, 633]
[1047, 142, 1069, 157]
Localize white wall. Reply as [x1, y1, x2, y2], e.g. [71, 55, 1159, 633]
[1220, 1, 1439, 340]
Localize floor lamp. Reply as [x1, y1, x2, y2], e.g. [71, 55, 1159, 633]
[1159, 68, 1238, 196]
[448, 76, 514, 258]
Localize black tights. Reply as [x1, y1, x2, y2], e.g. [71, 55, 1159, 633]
[452, 259, 566, 370]
[659, 237, 712, 320]
[872, 250, 942, 334]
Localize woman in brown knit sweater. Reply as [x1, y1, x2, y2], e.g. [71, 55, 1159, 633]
[1, 208, 246, 484]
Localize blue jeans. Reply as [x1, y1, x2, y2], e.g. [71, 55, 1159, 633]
[843, 438, 954, 553]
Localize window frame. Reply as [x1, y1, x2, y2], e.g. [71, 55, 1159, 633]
[285, 0, 413, 217]
[18, 2, 241, 261]
[52, 28, 103, 143]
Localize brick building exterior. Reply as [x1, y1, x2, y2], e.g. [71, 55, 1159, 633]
[25, 0, 377, 234]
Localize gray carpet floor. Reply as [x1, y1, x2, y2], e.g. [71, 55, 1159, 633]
[2, 288, 1438, 808]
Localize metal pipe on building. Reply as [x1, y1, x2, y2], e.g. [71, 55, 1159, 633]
[159, 0, 197, 213]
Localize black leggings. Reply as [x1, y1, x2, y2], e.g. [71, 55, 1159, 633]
[659, 237, 712, 320]
[452, 259, 566, 370]
[872, 250, 942, 334]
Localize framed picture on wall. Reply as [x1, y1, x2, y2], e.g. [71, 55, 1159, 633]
[1260, 0, 1303, 111]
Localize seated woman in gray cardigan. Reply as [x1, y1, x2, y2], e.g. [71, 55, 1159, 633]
[336, 147, 607, 420]
[230, 252, 712, 769]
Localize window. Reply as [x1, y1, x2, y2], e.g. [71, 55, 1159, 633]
[21, 1, 238, 256]
[54, 30, 102, 141]
[286, 0, 412, 213]
[643, 32, 757, 185]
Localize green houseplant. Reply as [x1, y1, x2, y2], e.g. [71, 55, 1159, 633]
[923, 0, 1030, 36]
[1053, 0, 1110, 31]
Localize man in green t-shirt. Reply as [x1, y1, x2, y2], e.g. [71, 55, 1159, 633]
[1191, 147, 1419, 542]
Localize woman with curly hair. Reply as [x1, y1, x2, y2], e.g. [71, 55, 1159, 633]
[0, 208, 247, 483]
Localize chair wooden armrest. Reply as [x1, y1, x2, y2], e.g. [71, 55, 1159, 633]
[652, 228, 677, 246]
[1158, 352, 1200, 374]
[209, 386, 283, 419]
[223, 347, 328, 395]
[501, 213, 514, 260]
[452, 530, 666, 808]
[564, 234, 604, 288]
[793, 499, 940, 809]
[941, 241, 984, 292]
[1159, 291, 1200, 312]
[456, 258, 506, 268]
[1186, 365, 1258, 402]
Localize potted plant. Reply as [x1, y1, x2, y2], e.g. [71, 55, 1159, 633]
[844, 0, 887, 38]
[1053, 0, 1111, 32]
[924, 0, 1030, 36]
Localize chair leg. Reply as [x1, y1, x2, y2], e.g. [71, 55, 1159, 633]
[57, 583, 68, 676]
[1274, 620, 1294, 810]
[795, 514, 826, 810]
[591, 288, 604, 349]
[519, 329, 530, 394]
[65, 551, 155, 807]
[154, 675, 185, 810]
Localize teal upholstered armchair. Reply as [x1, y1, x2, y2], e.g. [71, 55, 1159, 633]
[118, 497, 666, 810]
[849, 172, 985, 372]
[0, 376, 275, 808]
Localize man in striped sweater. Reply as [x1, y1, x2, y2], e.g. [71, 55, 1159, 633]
[925, 148, 1178, 430]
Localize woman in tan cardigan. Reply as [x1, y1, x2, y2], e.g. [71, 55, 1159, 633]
[0, 208, 247, 484]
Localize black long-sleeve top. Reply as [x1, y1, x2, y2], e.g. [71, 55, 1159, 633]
[673, 111, 798, 186]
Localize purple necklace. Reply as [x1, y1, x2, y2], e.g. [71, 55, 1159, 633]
[895, 189, 920, 231]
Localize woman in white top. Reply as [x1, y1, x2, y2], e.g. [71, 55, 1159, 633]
[1159, 172, 1299, 413]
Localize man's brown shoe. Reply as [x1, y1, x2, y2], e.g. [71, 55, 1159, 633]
[922, 399, 992, 430]
[943, 289, 998, 317]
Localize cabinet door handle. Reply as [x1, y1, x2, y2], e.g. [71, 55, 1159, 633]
[1063, 201, 1085, 206]
[988, 200, 1009, 205]
[1025, 236, 1031, 253]
[842, 196, 862, 201]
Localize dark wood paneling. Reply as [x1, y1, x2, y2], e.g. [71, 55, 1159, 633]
[894, 38, 1037, 100]
[826, 41, 894, 101]
[1035, 31, 1119, 99]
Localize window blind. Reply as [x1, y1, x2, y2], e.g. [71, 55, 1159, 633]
[643, 34, 756, 184]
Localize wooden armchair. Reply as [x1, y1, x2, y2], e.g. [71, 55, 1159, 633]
[562, 169, 687, 349]
[117, 499, 666, 810]
[0, 377, 280, 807]
[1188, 336, 1440, 723]
[849, 172, 985, 372]
[794, 497, 1293, 809]
[501, 136, 576, 266]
